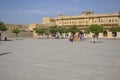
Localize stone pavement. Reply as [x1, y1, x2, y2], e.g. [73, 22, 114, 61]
[0, 38, 120, 80]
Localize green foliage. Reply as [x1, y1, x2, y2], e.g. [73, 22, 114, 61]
[63, 27, 69, 33]
[0, 21, 8, 40]
[49, 26, 57, 34]
[89, 24, 103, 34]
[44, 29, 50, 35]
[0, 21, 8, 32]
[35, 28, 45, 36]
[12, 28, 21, 39]
[49, 26, 58, 37]
[57, 26, 64, 35]
[117, 27, 120, 32]
[84, 28, 90, 34]
[109, 26, 120, 32]
[69, 25, 80, 35]
[12, 28, 21, 35]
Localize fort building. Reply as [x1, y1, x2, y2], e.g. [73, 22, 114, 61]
[42, 11, 120, 38]
[5, 11, 120, 38]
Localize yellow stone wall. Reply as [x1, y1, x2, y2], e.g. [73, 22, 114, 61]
[6, 24, 29, 31]
[41, 11, 120, 38]
[42, 17, 55, 26]
[53, 11, 120, 28]
[29, 23, 37, 31]
[5, 11, 120, 38]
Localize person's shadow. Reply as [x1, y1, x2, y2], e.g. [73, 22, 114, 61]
[0, 52, 12, 56]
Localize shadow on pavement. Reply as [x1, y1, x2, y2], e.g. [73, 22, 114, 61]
[0, 52, 12, 56]
[90, 41, 103, 43]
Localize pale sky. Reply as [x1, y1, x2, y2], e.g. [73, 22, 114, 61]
[0, 0, 120, 24]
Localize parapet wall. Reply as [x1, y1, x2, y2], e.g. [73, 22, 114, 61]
[5, 31, 33, 38]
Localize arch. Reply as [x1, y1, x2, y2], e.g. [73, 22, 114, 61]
[112, 32, 117, 37]
[103, 30, 108, 37]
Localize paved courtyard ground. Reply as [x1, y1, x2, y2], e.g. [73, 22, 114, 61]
[0, 38, 120, 80]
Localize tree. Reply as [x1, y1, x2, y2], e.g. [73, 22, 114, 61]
[35, 28, 45, 38]
[68, 25, 80, 41]
[63, 27, 69, 33]
[109, 26, 120, 39]
[12, 28, 21, 39]
[49, 26, 57, 37]
[84, 28, 90, 34]
[84, 28, 90, 39]
[44, 29, 50, 39]
[57, 26, 64, 37]
[89, 24, 103, 43]
[0, 21, 8, 40]
[62, 27, 69, 38]
[69, 25, 79, 35]
[117, 26, 120, 32]
[89, 24, 103, 35]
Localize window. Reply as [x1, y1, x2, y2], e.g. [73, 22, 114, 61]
[109, 20, 111, 22]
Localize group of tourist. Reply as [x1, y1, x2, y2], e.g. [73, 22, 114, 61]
[69, 33, 86, 42]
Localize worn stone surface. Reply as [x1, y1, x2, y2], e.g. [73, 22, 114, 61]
[0, 38, 120, 80]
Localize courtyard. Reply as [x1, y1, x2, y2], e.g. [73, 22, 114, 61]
[0, 38, 120, 80]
